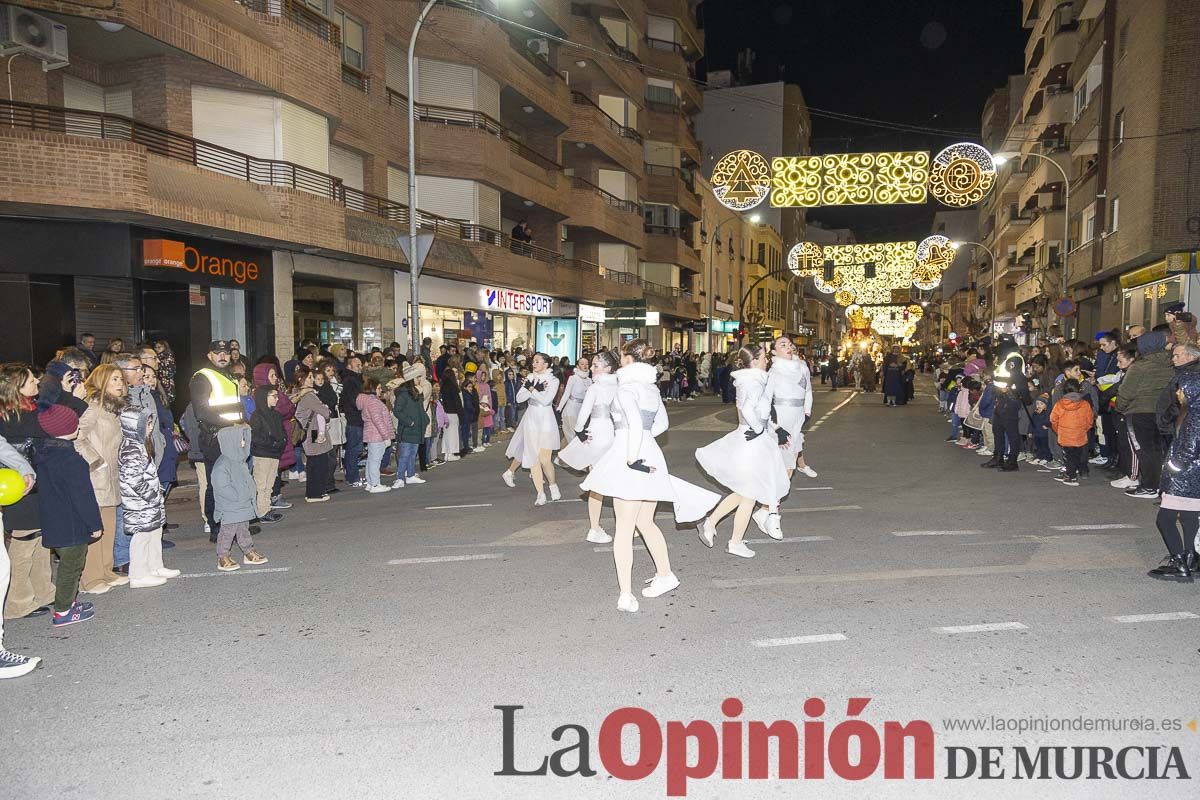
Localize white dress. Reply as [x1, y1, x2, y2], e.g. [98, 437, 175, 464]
[766, 356, 814, 467]
[695, 367, 792, 505]
[505, 372, 561, 468]
[580, 362, 719, 523]
[556, 372, 592, 442]
[558, 373, 617, 472]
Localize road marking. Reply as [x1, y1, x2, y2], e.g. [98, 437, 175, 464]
[790, 486, 833, 491]
[178, 567, 291, 578]
[593, 544, 646, 553]
[1050, 523, 1140, 530]
[424, 503, 493, 510]
[744, 535, 833, 545]
[933, 622, 1028, 634]
[829, 393, 857, 414]
[387, 554, 504, 565]
[753, 633, 847, 648]
[781, 505, 862, 513]
[892, 529, 984, 537]
[553, 498, 584, 503]
[1108, 612, 1199, 624]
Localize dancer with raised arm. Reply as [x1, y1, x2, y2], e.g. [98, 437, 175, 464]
[558, 351, 620, 543]
[500, 353, 562, 505]
[556, 356, 591, 448]
[695, 344, 791, 558]
[752, 335, 816, 538]
[581, 341, 719, 612]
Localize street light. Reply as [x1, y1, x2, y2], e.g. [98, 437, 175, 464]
[993, 149, 1070, 339]
[707, 211, 760, 350]
[951, 240, 998, 338]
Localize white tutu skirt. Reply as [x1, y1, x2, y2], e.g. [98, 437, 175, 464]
[557, 421, 614, 472]
[695, 425, 792, 505]
[775, 409, 806, 467]
[505, 406, 560, 469]
[581, 431, 719, 524]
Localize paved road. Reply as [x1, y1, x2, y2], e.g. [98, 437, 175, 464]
[3, 380, 1197, 799]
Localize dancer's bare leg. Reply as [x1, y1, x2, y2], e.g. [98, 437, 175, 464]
[707, 492, 743, 528]
[530, 460, 544, 492]
[613, 498, 639, 595]
[635, 501, 671, 578]
[588, 490, 603, 531]
[538, 449, 556, 486]
[507, 458, 521, 473]
[729, 496, 757, 546]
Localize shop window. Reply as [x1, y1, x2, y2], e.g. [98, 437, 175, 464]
[335, 9, 366, 70]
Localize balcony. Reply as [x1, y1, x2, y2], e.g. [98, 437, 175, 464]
[644, 100, 701, 165]
[645, 0, 704, 56]
[568, 14, 644, 102]
[567, 92, 643, 174]
[644, 281, 702, 318]
[236, 0, 341, 48]
[645, 164, 701, 219]
[644, 224, 702, 273]
[1017, 151, 1070, 209]
[1014, 272, 1044, 306]
[1016, 208, 1066, 256]
[566, 177, 645, 246]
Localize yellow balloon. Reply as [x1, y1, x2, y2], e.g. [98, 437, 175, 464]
[0, 468, 26, 506]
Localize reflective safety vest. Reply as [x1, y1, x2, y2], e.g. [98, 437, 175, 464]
[196, 368, 243, 422]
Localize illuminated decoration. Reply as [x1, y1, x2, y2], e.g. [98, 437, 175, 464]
[786, 241, 824, 277]
[834, 289, 857, 306]
[906, 304, 925, 319]
[812, 269, 842, 294]
[770, 151, 929, 207]
[846, 306, 871, 330]
[928, 142, 996, 208]
[852, 303, 926, 337]
[711, 149, 772, 210]
[912, 263, 942, 291]
[916, 235, 956, 272]
[821, 241, 919, 305]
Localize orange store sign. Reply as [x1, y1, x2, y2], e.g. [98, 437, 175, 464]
[142, 239, 260, 285]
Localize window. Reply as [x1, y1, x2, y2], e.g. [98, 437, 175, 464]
[1081, 203, 1096, 244]
[1113, 109, 1125, 148]
[1109, 197, 1120, 232]
[1118, 19, 1130, 60]
[335, 9, 365, 70]
[1073, 79, 1088, 121]
[757, 243, 766, 265]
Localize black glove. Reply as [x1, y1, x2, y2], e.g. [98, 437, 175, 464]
[776, 427, 790, 446]
[627, 458, 652, 473]
[523, 379, 535, 389]
[575, 428, 589, 443]
[744, 427, 764, 442]
[534, 381, 547, 392]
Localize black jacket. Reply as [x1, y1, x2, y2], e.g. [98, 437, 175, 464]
[189, 368, 241, 461]
[249, 386, 287, 459]
[340, 371, 364, 426]
[440, 375, 464, 414]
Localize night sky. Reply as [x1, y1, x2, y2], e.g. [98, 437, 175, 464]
[701, 0, 1028, 241]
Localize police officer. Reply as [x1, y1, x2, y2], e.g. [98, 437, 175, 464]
[989, 350, 1031, 471]
[190, 341, 245, 541]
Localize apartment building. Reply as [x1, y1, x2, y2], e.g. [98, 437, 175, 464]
[0, 0, 706, 369]
[696, 172, 747, 353]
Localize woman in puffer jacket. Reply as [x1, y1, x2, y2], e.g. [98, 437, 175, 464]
[117, 406, 177, 588]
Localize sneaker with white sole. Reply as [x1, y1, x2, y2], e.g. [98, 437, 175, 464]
[641, 573, 680, 598]
[217, 556, 240, 572]
[0, 648, 41, 679]
[501, 470, 516, 488]
[79, 582, 111, 595]
[617, 593, 639, 613]
[797, 465, 819, 478]
[51, 602, 94, 627]
[1125, 487, 1159, 499]
[1088, 455, 1108, 465]
[1110, 475, 1138, 489]
[154, 567, 181, 579]
[727, 541, 756, 558]
[765, 513, 783, 540]
[534, 492, 547, 506]
[586, 528, 612, 544]
[698, 520, 716, 547]
[130, 575, 167, 589]
[305, 495, 329, 503]
[548, 484, 562, 501]
[976, 448, 992, 457]
[751, 507, 769, 534]
[405, 475, 426, 485]
[366, 484, 391, 494]
[391, 479, 406, 489]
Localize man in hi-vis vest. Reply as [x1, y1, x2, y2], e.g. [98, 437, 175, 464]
[190, 341, 245, 539]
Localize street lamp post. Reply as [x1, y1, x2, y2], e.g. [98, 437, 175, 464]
[405, 0, 441, 356]
[707, 212, 759, 350]
[993, 150, 1070, 340]
[951, 240, 998, 338]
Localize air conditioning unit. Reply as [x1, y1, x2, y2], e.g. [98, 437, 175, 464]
[526, 37, 549, 58]
[0, 5, 69, 70]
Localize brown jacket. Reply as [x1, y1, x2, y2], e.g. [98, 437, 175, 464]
[75, 401, 122, 507]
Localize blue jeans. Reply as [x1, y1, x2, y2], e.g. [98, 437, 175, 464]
[344, 424, 364, 483]
[291, 444, 305, 473]
[113, 504, 129, 566]
[397, 441, 419, 479]
[950, 413, 962, 439]
[482, 425, 492, 445]
[458, 419, 471, 452]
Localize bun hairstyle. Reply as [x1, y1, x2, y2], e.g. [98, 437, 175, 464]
[622, 339, 656, 363]
[595, 350, 621, 372]
[736, 344, 764, 369]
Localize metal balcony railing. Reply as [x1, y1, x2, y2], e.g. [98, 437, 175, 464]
[571, 92, 643, 143]
[570, 177, 642, 215]
[341, 63, 370, 93]
[235, 0, 341, 48]
[644, 163, 696, 193]
[645, 36, 684, 54]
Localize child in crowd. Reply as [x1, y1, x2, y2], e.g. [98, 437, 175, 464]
[492, 368, 507, 433]
[429, 383, 447, 467]
[357, 377, 396, 494]
[117, 406, 178, 588]
[249, 384, 287, 522]
[1050, 379, 1096, 487]
[211, 423, 268, 571]
[477, 369, 494, 447]
[503, 367, 520, 430]
[461, 370, 480, 454]
[1030, 396, 1052, 464]
[238, 377, 255, 419]
[34, 404, 100, 626]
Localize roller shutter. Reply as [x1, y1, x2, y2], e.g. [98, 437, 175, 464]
[385, 41, 409, 96]
[279, 99, 329, 175]
[74, 277, 136, 350]
[417, 59, 474, 110]
[191, 86, 277, 164]
[476, 183, 500, 229]
[416, 175, 474, 221]
[475, 71, 500, 121]
[387, 166, 410, 205]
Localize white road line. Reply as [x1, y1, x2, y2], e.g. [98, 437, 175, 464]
[178, 567, 291, 578]
[790, 486, 834, 491]
[1108, 612, 1199, 624]
[593, 544, 646, 553]
[387, 554, 504, 565]
[781, 505, 861, 513]
[1050, 523, 1140, 530]
[892, 529, 984, 537]
[744, 535, 833, 545]
[829, 393, 857, 414]
[553, 498, 585, 503]
[933, 622, 1028, 634]
[753, 633, 847, 648]
[424, 503, 494, 510]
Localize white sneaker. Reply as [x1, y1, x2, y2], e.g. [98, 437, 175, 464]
[472, 447, 486, 453]
[534, 492, 547, 506]
[79, 582, 111, 595]
[548, 484, 562, 501]
[751, 507, 769, 534]
[586, 528, 612, 544]
[617, 593, 639, 613]
[1110, 475, 1138, 489]
[445, 453, 461, 461]
[406, 475, 426, 485]
[391, 479, 406, 489]
[798, 465, 818, 478]
[501, 470, 516, 488]
[130, 575, 167, 589]
[727, 541, 756, 558]
[976, 448, 992, 457]
[1017, 452, 1030, 462]
[765, 513, 783, 541]
[203, 523, 211, 535]
[698, 519, 716, 547]
[641, 572, 680, 598]
[153, 567, 181, 579]
[367, 485, 391, 494]
[1088, 455, 1108, 465]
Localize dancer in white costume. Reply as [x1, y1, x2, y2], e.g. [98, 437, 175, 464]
[581, 341, 719, 613]
[558, 351, 620, 544]
[752, 336, 816, 538]
[556, 356, 591, 448]
[500, 353, 562, 505]
[694, 344, 791, 558]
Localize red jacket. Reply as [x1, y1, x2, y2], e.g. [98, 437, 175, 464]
[1050, 395, 1095, 447]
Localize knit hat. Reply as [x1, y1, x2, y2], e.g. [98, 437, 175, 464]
[38, 404, 78, 438]
[45, 361, 73, 380]
[1136, 330, 1167, 355]
[401, 362, 425, 382]
[1163, 301, 1186, 315]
